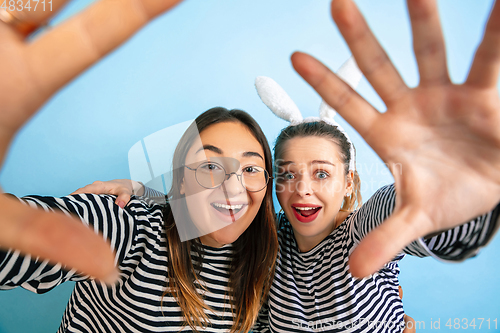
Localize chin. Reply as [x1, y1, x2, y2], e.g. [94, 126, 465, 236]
[289, 216, 322, 235]
[205, 231, 238, 247]
[207, 219, 251, 247]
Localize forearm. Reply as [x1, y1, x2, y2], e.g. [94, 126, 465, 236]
[353, 184, 500, 260]
[0, 248, 84, 292]
[1, 193, 135, 290]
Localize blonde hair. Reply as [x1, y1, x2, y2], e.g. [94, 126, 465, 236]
[341, 169, 362, 211]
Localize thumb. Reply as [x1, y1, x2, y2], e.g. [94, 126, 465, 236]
[71, 187, 84, 195]
[348, 206, 431, 278]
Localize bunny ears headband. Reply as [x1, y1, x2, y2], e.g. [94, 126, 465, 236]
[255, 57, 362, 171]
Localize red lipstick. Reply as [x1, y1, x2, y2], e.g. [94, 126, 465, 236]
[291, 204, 322, 223]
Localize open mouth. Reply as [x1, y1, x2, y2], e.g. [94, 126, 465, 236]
[292, 205, 322, 223]
[211, 202, 245, 216]
[294, 206, 321, 217]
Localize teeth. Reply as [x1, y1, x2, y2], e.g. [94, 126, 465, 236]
[213, 203, 244, 210]
[294, 207, 319, 211]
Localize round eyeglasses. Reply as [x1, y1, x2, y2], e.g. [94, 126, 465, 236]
[184, 161, 271, 192]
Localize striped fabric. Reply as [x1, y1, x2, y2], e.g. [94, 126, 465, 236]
[253, 184, 500, 333]
[0, 194, 236, 332]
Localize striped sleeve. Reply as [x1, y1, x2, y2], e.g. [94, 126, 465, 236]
[0, 194, 136, 294]
[351, 184, 500, 260]
[141, 186, 166, 206]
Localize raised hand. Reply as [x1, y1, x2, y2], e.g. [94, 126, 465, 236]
[0, 0, 183, 283]
[292, 0, 500, 277]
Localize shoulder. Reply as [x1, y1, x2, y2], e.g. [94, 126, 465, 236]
[127, 195, 164, 216]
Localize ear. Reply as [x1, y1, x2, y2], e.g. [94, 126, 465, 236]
[180, 178, 185, 195]
[345, 170, 354, 196]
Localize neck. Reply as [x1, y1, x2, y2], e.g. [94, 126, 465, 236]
[293, 210, 350, 253]
[199, 235, 226, 248]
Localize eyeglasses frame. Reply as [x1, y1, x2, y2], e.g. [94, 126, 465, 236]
[183, 161, 272, 192]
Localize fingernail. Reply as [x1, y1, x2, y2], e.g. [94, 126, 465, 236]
[117, 201, 125, 208]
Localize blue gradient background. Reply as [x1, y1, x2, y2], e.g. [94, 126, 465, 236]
[0, 0, 499, 332]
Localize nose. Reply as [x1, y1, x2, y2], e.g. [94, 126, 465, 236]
[295, 177, 314, 197]
[221, 172, 246, 196]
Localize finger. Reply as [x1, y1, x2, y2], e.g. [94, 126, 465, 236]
[331, 0, 408, 104]
[71, 188, 84, 195]
[70, 186, 90, 195]
[0, 195, 118, 284]
[70, 182, 104, 195]
[398, 285, 403, 299]
[115, 193, 132, 209]
[403, 315, 416, 333]
[291, 51, 379, 139]
[407, 0, 450, 85]
[26, 0, 183, 100]
[348, 206, 431, 278]
[467, 0, 500, 88]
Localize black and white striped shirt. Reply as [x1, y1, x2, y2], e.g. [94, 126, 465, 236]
[253, 184, 500, 333]
[0, 194, 235, 332]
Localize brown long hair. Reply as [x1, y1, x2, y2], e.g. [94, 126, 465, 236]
[274, 121, 362, 211]
[162, 107, 278, 332]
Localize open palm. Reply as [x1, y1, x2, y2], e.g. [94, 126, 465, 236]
[292, 0, 500, 277]
[0, 0, 183, 283]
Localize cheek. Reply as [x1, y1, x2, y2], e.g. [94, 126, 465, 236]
[184, 175, 199, 192]
[317, 187, 345, 210]
[249, 190, 266, 209]
[275, 180, 292, 205]
[329, 173, 348, 194]
[276, 191, 286, 207]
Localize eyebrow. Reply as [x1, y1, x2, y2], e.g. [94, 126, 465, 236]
[311, 160, 335, 166]
[196, 145, 222, 155]
[277, 160, 336, 167]
[196, 145, 264, 160]
[243, 151, 264, 160]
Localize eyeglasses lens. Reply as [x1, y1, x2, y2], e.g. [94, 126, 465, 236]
[195, 162, 268, 192]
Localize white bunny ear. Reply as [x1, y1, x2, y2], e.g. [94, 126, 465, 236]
[255, 76, 303, 124]
[319, 56, 362, 121]
[319, 57, 363, 172]
[337, 56, 362, 89]
[319, 100, 338, 122]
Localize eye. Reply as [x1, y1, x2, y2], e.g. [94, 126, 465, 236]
[243, 166, 263, 174]
[200, 162, 223, 171]
[315, 170, 329, 180]
[278, 172, 295, 181]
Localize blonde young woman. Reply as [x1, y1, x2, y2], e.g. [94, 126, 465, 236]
[255, 0, 500, 330]
[253, 0, 500, 329]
